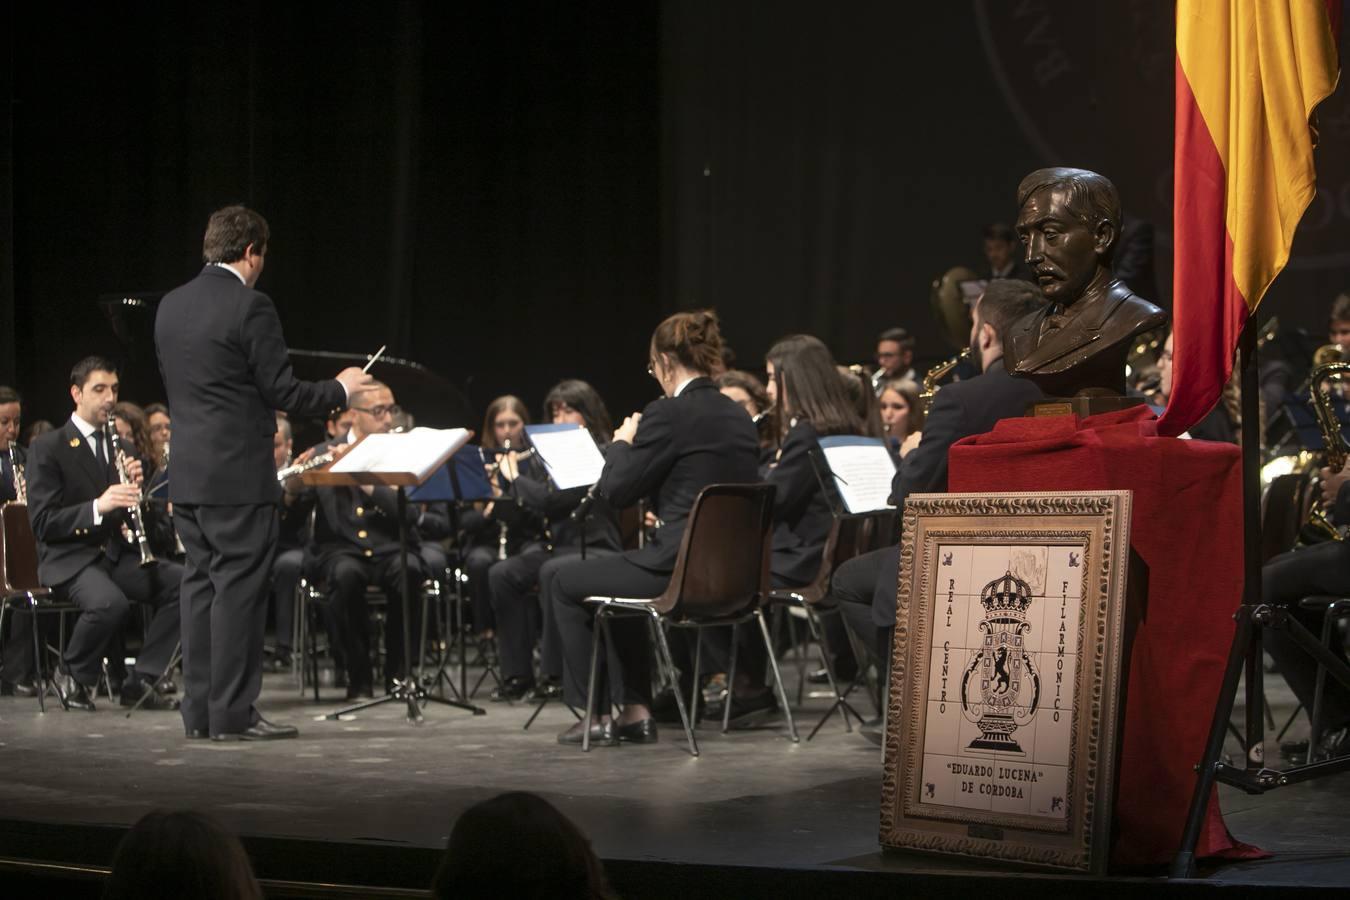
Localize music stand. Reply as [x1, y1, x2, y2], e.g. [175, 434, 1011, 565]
[306, 432, 485, 724]
[409, 444, 494, 706]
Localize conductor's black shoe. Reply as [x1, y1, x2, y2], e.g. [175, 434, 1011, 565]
[557, 719, 618, 747]
[616, 718, 659, 744]
[212, 717, 299, 741]
[490, 677, 532, 702]
[725, 690, 778, 729]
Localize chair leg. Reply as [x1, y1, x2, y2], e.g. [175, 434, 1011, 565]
[30, 598, 48, 714]
[690, 627, 703, 726]
[758, 609, 799, 743]
[582, 605, 605, 752]
[722, 622, 739, 735]
[1309, 606, 1339, 764]
[649, 613, 698, 757]
[804, 604, 854, 738]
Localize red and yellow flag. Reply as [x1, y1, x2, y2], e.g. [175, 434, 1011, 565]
[1159, 0, 1341, 437]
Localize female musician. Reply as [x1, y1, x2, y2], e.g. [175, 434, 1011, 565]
[715, 370, 769, 419]
[456, 396, 537, 637]
[112, 402, 156, 469]
[113, 401, 180, 559]
[488, 380, 622, 701]
[706, 334, 864, 721]
[549, 310, 758, 746]
[878, 377, 924, 456]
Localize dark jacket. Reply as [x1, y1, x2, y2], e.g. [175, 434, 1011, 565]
[302, 438, 421, 565]
[154, 265, 346, 505]
[510, 452, 622, 552]
[26, 420, 128, 586]
[598, 377, 759, 573]
[766, 420, 834, 587]
[888, 358, 1044, 508]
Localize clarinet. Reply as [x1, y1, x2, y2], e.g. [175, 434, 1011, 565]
[106, 415, 157, 567]
[8, 445, 27, 505]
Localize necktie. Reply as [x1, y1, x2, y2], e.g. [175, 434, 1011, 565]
[92, 430, 108, 467]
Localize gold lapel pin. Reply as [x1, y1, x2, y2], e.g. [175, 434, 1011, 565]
[69, 438, 81, 448]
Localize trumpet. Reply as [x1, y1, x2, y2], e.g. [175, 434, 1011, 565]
[277, 451, 335, 482]
[8, 445, 26, 505]
[106, 415, 157, 567]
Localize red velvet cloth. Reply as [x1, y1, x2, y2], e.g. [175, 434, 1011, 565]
[948, 406, 1265, 867]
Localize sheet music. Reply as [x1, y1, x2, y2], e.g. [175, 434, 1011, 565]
[524, 425, 606, 491]
[330, 427, 471, 481]
[821, 442, 896, 513]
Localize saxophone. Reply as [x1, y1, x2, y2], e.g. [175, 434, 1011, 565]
[920, 349, 972, 414]
[1306, 362, 1350, 542]
[106, 415, 157, 567]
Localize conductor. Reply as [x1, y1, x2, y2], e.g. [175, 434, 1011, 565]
[156, 205, 372, 741]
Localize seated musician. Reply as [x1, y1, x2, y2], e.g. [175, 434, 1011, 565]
[832, 280, 1047, 672]
[487, 380, 622, 701]
[269, 413, 312, 669]
[300, 381, 425, 699]
[144, 403, 171, 465]
[0, 385, 38, 696]
[458, 396, 540, 638]
[878, 377, 924, 457]
[549, 310, 759, 747]
[1264, 465, 1350, 761]
[25, 357, 182, 711]
[113, 400, 181, 560]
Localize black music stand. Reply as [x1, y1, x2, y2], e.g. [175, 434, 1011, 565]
[409, 444, 494, 706]
[310, 439, 485, 724]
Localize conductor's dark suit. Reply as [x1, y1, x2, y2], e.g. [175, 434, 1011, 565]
[551, 377, 759, 710]
[156, 264, 346, 736]
[833, 358, 1044, 661]
[25, 420, 182, 687]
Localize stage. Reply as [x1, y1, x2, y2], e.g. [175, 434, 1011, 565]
[1, 662, 1348, 898]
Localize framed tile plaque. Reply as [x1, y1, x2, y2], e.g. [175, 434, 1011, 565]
[880, 491, 1133, 874]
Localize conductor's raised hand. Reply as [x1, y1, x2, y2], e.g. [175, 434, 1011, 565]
[613, 413, 642, 445]
[336, 367, 376, 399]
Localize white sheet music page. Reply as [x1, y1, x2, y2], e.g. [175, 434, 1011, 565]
[822, 443, 897, 513]
[527, 426, 606, 490]
[330, 427, 471, 481]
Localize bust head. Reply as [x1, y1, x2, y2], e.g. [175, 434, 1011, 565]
[1014, 168, 1120, 305]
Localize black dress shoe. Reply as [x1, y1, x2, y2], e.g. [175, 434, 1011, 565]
[120, 678, 180, 711]
[490, 676, 533, 702]
[725, 690, 778, 729]
[1, 679, 37, 697]
[212, 717, 299, 742]
[615, 718, 659, 744]
[557, 720, 618, 747]
[62, 678, 98, 712]
[524, 679, 563, 702]
[652, 689, 703, 725]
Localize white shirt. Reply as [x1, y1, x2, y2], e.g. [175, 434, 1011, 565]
[673, 376, 697, 398]
[71, 413, 109, 525]
[211, 261, 247, 284]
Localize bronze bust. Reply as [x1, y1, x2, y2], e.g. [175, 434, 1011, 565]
[1002, 167, 1167, 401]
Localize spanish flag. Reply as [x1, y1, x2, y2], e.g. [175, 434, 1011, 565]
[1159, 1, 1341, 437]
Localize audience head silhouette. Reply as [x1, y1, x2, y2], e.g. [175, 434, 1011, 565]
[432, 792, 613, 899]
[104, 809, 262, 900]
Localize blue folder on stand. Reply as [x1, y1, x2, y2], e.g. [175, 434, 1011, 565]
[408, 443, 493, 503]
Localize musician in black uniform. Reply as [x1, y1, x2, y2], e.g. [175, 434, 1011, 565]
[302, 381, 425, 699]
[550, 311, 759, 746]
[488, 380, 622, 701]
[0, 385, 37, 695]
[155, 206, 368, 740]
[269, 414, 311, 668]
[25, 358, 182, 710]
[833, 279, 1048, 671]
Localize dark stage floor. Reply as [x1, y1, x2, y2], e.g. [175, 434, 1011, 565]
[1, 660, 1347, 896]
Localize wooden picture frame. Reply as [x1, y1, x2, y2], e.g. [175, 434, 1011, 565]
[880, 491, 1134, 874]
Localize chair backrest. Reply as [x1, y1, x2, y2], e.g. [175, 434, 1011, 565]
[655, 483, 775, 620]
[791, 508, 898, 605]
[1, 503, 48, 596]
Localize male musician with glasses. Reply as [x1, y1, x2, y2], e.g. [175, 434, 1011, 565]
[293, 382, 425, 700]
[875, 327, 917, 384]
[24, 357, 182, 711]
[156, 205, 371, 741]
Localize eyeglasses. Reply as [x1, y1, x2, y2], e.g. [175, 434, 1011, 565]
[876, 351, 900, 360]
[352, 404, 401, 418]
